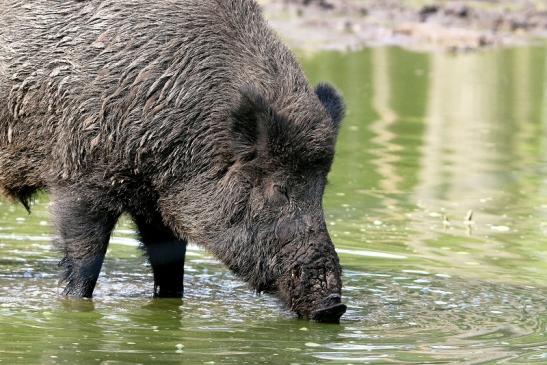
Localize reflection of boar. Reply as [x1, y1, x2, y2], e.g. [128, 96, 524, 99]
[0, 0, 346, 322]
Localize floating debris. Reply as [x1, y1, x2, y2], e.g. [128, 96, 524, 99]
[491, 225, 510, 232]
[464, 210, 474, 235]
[442, 214, 450, 229]
[464, 210, 474, 225]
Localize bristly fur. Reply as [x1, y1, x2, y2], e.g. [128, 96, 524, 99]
[0, 0, 346, 322]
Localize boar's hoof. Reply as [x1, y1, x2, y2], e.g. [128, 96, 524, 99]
[311, 294, 347, 324]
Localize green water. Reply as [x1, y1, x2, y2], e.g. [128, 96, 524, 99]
[1, 46, 546, 364]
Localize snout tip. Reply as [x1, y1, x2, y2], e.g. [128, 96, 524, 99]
[311, 294, 347, 324]
[311, 303, 347, 323]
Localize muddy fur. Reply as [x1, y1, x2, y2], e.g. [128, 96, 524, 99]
[0, 0, 346, 321]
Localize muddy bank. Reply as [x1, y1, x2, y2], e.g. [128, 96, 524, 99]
[260, 0, 547, 52]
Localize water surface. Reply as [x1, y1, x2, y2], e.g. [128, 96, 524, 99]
[1, 46, 546, 364]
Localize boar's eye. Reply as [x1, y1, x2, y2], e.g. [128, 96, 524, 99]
[270, 183, 289, 205]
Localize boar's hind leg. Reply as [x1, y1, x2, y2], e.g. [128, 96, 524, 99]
[134, 214, 187, 298]
[53, 191, 120, 298]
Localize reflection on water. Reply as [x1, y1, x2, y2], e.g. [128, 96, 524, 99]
[1, 46, 546, 364]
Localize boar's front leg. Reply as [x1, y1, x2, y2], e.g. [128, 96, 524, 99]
[133, 214, 187, 298]
[53, 189, 120, 297]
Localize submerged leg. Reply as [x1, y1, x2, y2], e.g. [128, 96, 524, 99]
[53, 189, 120, 297]
[134, 214, 187, 297]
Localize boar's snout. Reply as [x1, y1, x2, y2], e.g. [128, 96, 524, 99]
[311, 294, 347, 323]
[276, 226, 346, 323]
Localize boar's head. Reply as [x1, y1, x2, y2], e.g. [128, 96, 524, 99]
[162, 83, 346, 323]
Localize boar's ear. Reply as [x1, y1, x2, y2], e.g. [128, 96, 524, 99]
[315, 83, 345, 132]
[231, 88, 271, 161]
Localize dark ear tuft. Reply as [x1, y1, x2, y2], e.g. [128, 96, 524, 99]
[315, 83, 345, 131]
[231, 88, 270, 160]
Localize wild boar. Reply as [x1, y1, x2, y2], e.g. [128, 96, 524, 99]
[0, 0, 346, 322]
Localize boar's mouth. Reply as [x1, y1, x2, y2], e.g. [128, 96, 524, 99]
[310, 294, 347, 324]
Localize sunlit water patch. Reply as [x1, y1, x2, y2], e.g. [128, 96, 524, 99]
[1, 45, 547, 364]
